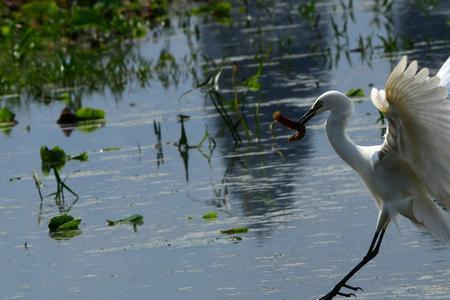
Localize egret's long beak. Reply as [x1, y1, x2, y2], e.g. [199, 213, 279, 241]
[297, 105, 320, 126]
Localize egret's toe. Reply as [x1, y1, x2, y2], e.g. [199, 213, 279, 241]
[343, 283, 363, 292]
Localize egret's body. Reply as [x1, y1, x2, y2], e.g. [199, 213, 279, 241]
[323, 91, 450, 238]
[294, 56, 450, 299]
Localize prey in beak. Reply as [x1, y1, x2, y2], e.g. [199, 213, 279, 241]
[272, 103, 321, 141]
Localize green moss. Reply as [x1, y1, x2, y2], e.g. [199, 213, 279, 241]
[75, 107, 105, 121]
[48, 214, 81, 232]
[220, 227, 248, 234]
[202, 211, 218, 220]
[0, 107, 15, 123]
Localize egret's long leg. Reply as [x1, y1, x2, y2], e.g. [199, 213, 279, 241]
[318, 227, 387, 300]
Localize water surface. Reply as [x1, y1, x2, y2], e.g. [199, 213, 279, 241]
[1, 1, 450, 299]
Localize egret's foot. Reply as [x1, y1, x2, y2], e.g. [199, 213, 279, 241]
[318, 282, 363, 300]
[343, 284, 363, 292]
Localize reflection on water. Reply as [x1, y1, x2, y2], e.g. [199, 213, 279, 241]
[0, 0, 450, 299]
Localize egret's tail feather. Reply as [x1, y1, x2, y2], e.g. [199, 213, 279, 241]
[413, 197, 450, 243]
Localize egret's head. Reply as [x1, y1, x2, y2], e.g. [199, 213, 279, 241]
[298, 91, 352, 126]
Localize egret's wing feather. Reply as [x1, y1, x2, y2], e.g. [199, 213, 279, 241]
[437, 56, 450, 89]
[371, 56, 450, 210]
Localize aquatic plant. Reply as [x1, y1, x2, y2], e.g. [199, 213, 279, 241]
[153, 120, 164, 167]
[0, 0, 172, 97]
[40, 146, 67, 173]
[0, 107, 16, 123]
[220, 227, 248, 234]
[48, 214, 81, 232]
[106, 214, 144, 226]
[345, 88, 365, 97]
[202, 211, 218, 220]
[107, 214, 144, 232]
[75, 107, 105, 121]
[191, 1, 232, 26]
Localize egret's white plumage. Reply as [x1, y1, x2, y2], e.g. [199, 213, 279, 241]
[368, 55, 450, 242]
[300, 55, 450, 299]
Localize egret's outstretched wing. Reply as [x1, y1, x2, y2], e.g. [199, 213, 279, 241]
[437, 56, 450, 90]
[371, 56, 450, 209]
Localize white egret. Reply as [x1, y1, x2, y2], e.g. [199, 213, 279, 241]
[277, 55, 450, 299]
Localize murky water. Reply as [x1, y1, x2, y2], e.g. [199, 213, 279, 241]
[1, 1, 450, 299]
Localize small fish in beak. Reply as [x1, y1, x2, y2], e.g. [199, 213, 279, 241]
[272, 111, 306, 141]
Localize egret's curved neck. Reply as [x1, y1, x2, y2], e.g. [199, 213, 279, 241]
[325, 110, 365, 173]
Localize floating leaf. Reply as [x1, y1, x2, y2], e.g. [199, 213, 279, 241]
[48, 214, 81, 232]
[0, 107, 16, 123]
[345, 88, 365, 97]
[220, 227, 248, 234]
[100, 147, 121, 152]
[107, 214, 144, 226]
[75, 107, 105, 121]
[202, 211, 218, 220]
[58, 218, 81, 230]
